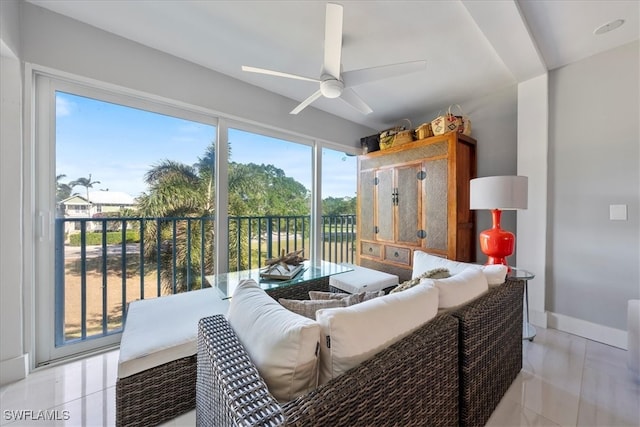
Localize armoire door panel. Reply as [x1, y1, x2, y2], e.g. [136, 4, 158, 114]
[375, 169, 394, 242]
[396, 164, 423, 245]
[424, 158, 448, 251]
[359, 170, 376, 241]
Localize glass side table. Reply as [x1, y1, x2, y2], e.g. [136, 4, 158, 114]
[508, 267, 536, 341]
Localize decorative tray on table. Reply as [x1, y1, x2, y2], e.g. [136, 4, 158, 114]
[259, 249, 306, 281]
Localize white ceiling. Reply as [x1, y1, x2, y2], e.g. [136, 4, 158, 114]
[27, 0, 639, 130]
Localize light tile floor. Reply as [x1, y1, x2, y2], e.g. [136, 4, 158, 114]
[1, 327, 638, 426]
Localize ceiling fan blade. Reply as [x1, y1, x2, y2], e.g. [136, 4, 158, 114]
[242, 66, 320, 83]
[290, 89, 323, 115]
[340, 88, 373, 115]
[342, 60, 427, 87]
[323, 3, 343, 79]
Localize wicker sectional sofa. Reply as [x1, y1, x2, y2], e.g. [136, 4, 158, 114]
[196, 275, 524, 427]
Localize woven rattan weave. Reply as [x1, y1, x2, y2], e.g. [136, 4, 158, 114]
[116, 355, 196, 426]
[451, 277, 524, 427]
[197, 313, 459, 426]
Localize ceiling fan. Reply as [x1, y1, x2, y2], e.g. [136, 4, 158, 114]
[242, 3, 427, 115]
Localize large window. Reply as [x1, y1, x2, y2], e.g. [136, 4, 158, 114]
[321, 147, 357, 264]
[227, 128, 312, 270]
[34, 73, 359, 364]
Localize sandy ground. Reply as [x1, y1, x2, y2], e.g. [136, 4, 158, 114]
[62, 242, 355, 339]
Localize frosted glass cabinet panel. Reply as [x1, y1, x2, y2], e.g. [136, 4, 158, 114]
[357, 133, 477, 280]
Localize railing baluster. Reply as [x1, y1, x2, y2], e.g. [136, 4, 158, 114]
[121, 220, 127, 322]
[157, 218, 162, 297]
[139, 219, 145, 300]
[187, 218, 192, 292]
[101, 220, 108, 335]
[247, 218, 253, 269]
[172, 219, 177, 294]
[200, 218, 205, 287]
[258, 218, 263, 267]
[80, 220, 87, 340]
[54, 219, 65, 346]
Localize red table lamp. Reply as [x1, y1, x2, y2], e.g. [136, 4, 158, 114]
[470, 176, 528, 270]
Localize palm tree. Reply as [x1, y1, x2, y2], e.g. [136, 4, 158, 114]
[56, 174, 73, 202]
[69, 173, 101, 200]
[137, 143, 310, 294]
[137, 156, 217, 294]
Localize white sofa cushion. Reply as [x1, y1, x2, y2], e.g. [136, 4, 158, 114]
[482, 264, 508, 286]
[329, 263, 399, 293]
[117, 287, 229, 379]
[412, 250, 475, 278]
[227, 279, 320, 402]
[315, 283, 439, 385]
[423, 267, 489, 309]
[412, 250, 508, 286]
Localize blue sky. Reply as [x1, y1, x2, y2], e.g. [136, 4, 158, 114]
[56, 92, 357, 200]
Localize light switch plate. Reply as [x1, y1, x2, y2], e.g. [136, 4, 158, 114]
[609, 204, 627, 221]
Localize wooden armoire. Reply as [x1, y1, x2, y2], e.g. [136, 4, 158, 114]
[356, 132, 477, 281]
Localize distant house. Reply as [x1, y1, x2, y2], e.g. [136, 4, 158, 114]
[58, 191, 137, 233]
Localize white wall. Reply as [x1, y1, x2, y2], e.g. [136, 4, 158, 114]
[2, 1, 374, 379]
[409, 85, 519, 262]
[517, 74, 549, 329]
[20, 2, 374, 145]
[547, 41, 639, 347]
[0, 0, 27, 385]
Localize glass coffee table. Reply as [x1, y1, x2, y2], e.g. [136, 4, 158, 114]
[205, 260, 353, 300]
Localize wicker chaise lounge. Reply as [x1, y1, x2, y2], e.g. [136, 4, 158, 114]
[196, 276, 525, 426]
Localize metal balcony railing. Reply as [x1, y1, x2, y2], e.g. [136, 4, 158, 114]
[54, 214, 356, 346]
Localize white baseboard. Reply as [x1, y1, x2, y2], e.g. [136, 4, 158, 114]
[530, 309, 548, 328]
[0, 354, 29, 386]
[547, 312, 627, 350]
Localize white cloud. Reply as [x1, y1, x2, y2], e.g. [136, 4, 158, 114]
[56, 97, 73, 117]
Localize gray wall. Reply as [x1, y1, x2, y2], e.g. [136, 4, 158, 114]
[409, 85, 519, 262]
[547, 41, 640, 330]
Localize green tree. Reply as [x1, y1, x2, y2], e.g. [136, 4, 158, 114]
[69, 173, 101, 200]
[56, 174, 73, 202]
[136, 159, 215, 294]
[137, 144, 311, 294]
[322, 196, 356, 216]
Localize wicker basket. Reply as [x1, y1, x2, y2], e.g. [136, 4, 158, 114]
[379, 120, 414, 150]
[415, 123, 433, 140]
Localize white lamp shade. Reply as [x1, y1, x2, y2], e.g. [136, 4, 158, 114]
[470, 176, 528, 210]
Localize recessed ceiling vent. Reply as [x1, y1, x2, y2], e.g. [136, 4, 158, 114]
[594, 19, 625, 35]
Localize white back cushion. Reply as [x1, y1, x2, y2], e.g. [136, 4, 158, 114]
[481, 264, 508, 286]
[315, 284, 439, 385]
[412, 250, 508, 286]
[412, 250, 477, 278]
[227, 279, 320, 402]
[424, 267, 489, 309]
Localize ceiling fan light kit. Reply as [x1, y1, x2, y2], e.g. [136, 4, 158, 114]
[242, 2, 426, 115]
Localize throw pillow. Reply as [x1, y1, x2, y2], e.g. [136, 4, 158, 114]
[308, 291, 351, 300]
[308, 290, 385, 302]
[390, 268, 450, 293]
[226, 279, 320, 402]
[315, 283, 439, 385]
[279, 298, 348, 320]
[426, 266, 489, 309]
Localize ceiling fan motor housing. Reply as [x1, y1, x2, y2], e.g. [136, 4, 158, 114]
[320, 76, 344, 98]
